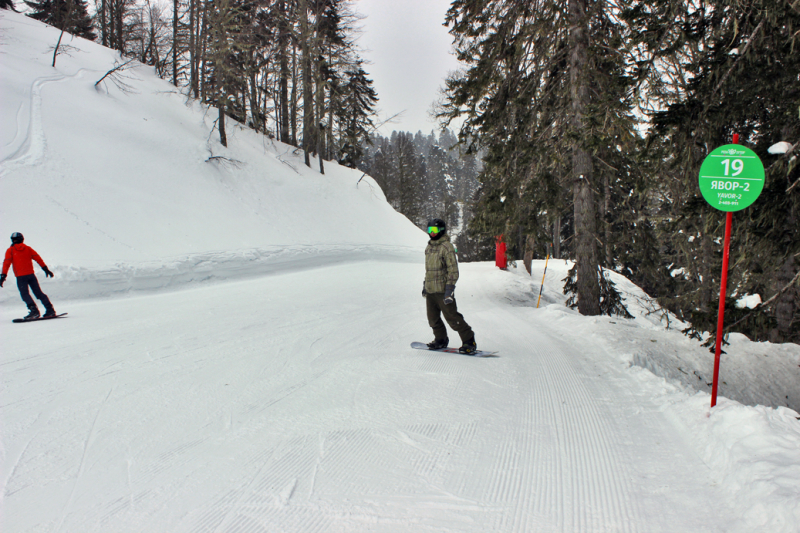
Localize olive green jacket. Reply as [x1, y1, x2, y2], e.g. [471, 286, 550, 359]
[424, 234, 459, 294]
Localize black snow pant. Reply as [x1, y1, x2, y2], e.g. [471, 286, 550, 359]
[16, 274, 53, 311]
[426, 292, 474, 343]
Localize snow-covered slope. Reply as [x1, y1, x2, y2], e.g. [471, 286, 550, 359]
[2, 10, 800, 533]
[1, 11, 423, 301]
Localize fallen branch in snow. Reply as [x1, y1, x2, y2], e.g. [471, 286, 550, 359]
[355, 173, 381, 200]
[636, 293, 675, 329]
[205, 156, 243, 168]
[275, 149, 301, 174]
[95, 59, 137, 93]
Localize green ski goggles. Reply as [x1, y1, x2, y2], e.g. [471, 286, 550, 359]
[427, 226, 441, 235]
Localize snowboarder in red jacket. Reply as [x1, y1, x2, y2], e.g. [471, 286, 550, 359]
[1, 233, 56, 319]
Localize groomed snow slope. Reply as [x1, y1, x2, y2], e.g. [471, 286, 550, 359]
[3, 262, 800, 532]
[1, 10, 800, 533]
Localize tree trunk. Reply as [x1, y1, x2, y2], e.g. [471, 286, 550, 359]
[278, 0, 290, 144]
[553, 215, 561, 259]
[315, 54, 325, 174]
[248, 71, 260, 132]
[299, 0, 312, 168]
[291, 42, 298, 146]
[172, 0, 178, 86]
[199, 2, 208, 102]
[603, 172, 611, 267]
[189, 0, 197, 98]
[770, 254, 797, 343]
[218, 105, 227, 147]
[569, 0, 600, 316]
[101, 0, 108, 47]
[115, 0, 124, 53]
[523, 234, 535, 275]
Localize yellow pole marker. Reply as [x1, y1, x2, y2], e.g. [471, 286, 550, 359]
[536, 255, 550, 308]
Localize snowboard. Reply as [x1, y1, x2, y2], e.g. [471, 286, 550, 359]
[411, 341, 498, 358]
[13, 312, 68, 323]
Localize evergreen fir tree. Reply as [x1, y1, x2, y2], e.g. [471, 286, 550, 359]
[25, 0, 96, 40]
[337, 63, 378, 168]
[626, 0, 800, 343]
[439, 0, 641, 316]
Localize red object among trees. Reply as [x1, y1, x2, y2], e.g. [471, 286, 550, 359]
[495, 236, 507, 269]
[711, 133, 739, 408]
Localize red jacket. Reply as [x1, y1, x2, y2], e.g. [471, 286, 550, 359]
[3, 244, 47, 277]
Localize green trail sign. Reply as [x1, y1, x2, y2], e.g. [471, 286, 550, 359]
[698, 144, 765, 212]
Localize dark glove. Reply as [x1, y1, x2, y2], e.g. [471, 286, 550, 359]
[0, 273, 5, 287]
[42, 267, 54, 278]
[422, 283, 427, 298]
[444, 284, 455, 305]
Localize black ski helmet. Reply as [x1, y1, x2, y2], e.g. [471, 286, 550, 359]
[10, 232, 23, 244]
[427, 219, 446, 240]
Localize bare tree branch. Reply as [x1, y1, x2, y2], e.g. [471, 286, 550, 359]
[724, 267, 800, 332]
[95, 59, 137, 91]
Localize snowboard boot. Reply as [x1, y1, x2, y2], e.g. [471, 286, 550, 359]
[427, 337, 449, 350]
[458, 337, 477, 355]
[42, 307, 57, 318]
[24, 305, 40, 320]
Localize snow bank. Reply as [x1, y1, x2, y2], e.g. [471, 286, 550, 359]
[509, 259, 800, 413]
[664, 394, 800, 533]
[41, 244, 419, 299]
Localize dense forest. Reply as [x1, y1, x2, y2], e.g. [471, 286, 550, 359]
[2, 0, 797, 343]
[435, 0, 799, 344]
[356, 129, 490, 261]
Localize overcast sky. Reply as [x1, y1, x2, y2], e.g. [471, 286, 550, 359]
[352, 0, 462, 137]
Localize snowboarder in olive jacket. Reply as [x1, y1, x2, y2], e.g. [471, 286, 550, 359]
[423, 218, 477, 354]
[1, 233, 56, 319]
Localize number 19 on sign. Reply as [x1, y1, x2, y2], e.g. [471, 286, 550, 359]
[699, 144, 764, 212]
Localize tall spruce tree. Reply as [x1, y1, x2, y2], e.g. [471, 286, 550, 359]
[440, 0, 640, 316]
[337, 62, 378, 168]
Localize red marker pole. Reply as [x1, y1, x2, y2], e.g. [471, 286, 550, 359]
[710, 133, 738, 408]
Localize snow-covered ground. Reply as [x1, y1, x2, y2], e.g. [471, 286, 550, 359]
[2, 11, 799, 533]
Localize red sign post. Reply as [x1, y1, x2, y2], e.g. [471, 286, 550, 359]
[710, 134, 737, 408]
[710, 208, 733, 408]
[700, 134, 765, 407]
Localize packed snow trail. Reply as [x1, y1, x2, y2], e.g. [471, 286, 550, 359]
[0, 260, 740, 532]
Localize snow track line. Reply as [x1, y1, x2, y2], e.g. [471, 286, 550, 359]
[1, 69, 87, 174]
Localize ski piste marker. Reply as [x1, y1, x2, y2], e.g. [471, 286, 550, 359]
[410, 342, 499, 358]
[12, 312, 68, 323]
